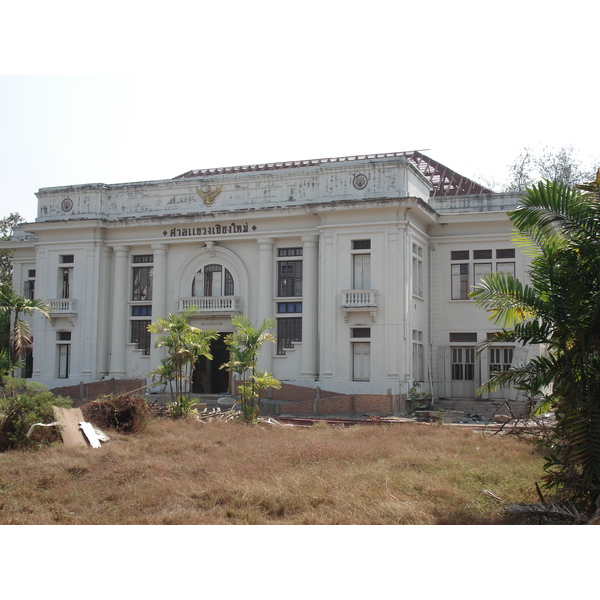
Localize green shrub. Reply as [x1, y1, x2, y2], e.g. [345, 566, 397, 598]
[81, 394, 149, 433]
[0, 377, 72, 450]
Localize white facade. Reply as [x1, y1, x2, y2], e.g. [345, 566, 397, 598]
[5, 152, 529, 410]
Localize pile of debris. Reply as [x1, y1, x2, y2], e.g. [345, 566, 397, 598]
[26, 406, 110, 449]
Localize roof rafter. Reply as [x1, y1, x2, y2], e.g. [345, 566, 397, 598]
[174, 151, 493, 197]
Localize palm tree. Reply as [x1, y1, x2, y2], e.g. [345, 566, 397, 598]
[470, 171, 600, 515]
[0, 285, 49, 375]
[148, 307, 218, 417]
[221, 315, 280, 423]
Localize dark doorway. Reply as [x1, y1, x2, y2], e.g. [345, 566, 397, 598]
[192, 332, 231, 394]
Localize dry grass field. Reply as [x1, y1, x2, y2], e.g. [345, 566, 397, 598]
[0, 417, 544, 525]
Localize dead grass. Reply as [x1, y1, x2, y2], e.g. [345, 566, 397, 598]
[0, 418, 544, 524]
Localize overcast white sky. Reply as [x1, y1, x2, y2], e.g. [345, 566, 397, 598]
[1, 1, 598, 223]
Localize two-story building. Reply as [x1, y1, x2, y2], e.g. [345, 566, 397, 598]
[5, 151, 531, 415]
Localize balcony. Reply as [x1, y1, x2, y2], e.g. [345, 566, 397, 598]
[339, 290, 378, 322]
[179, 296, 241, 315]
[48, 298, 77, 326]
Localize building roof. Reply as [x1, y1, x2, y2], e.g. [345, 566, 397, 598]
[174, 150, 493, 197]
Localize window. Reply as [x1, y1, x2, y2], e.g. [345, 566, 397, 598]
[496, 248, 515, 259]
[57, 331, 71, 379]
[351, 327, 371, 338]
[277, 248, 303, 297]
[131, 305, 152, 317]
[133, 254, 153, 263]
[412, 330, 425, 382]
[59, 267, 73, 299]
[277, 317, 302, 355]
[451, 347, 475, 381]
[352, 240, 371, 290]
[193, 264, 234, 297]
[449, 332, 478, 343]
[352, 240, 371, 250]
[277, 302, 302, 313]
[451, 248, 516, 300]
[351, 327, 371, 381]
[489, 347, 514, 375]
[24, 347, 33, 379]
[451, 263, 469, 299]
[474, 262, 492, 286]
[412, 244, 424, 297]
[58, 255, 74, 299]
[352, 343, 371, 381]
[278, 248, 303, 257]
[497, 262, 515, 278]
[131, 320, 151, 355]
[24, 269, 35, 300]
[132, 266, 153, 301]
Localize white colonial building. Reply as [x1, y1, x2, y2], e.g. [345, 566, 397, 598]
[5, 152, 531, 415]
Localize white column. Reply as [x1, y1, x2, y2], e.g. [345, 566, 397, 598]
[301, 234, 319, 378]
[109, 245, 130, 378]
[32, 247, 48, 381]
[150, 243, 169, 374]
[97, 246, 112, 376]
[257, 237, 275, 372]
[319, 233, 335, 379]
[81, 245, 97, 378]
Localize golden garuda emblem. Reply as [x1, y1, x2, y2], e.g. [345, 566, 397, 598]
[196, 184, 223, 206]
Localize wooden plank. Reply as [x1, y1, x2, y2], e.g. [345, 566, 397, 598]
[52, 406, 87, 447]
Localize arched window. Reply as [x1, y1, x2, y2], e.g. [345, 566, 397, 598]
[192, 264, 234, 297]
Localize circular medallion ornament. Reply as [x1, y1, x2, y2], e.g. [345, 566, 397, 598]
[352, 174, 368, 190]
[61, 198, 73, 212]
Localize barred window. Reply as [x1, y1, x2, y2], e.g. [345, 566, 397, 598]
[133, 255, 154, 263]
[131, 320, 151, 355]
[278, 248, 303, 257]
[278, 260, 303, 297]
[277, 317, 302, 355]
[352, 240, 371, 250]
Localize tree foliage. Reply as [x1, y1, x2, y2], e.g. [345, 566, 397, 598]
[470, 170, 600, 516]
[0, 213, 24, 287]
[504, 146, 597, 192]
[148, 307, 218, 418]
[221, 315, 280, 423]
[0, 285, 49, 377]
[0, 377, 72, 450]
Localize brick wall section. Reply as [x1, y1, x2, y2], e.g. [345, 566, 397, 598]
[265, 383, 401, 416]
[51, 379, 145, 405]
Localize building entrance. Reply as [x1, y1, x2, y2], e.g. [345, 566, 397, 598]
[192, 333, 231, 394]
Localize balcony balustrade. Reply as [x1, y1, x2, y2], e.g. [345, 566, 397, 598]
[47, 298, 77, 325]
[179, 296, 241, 314]
[339, 290, 378, 322]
